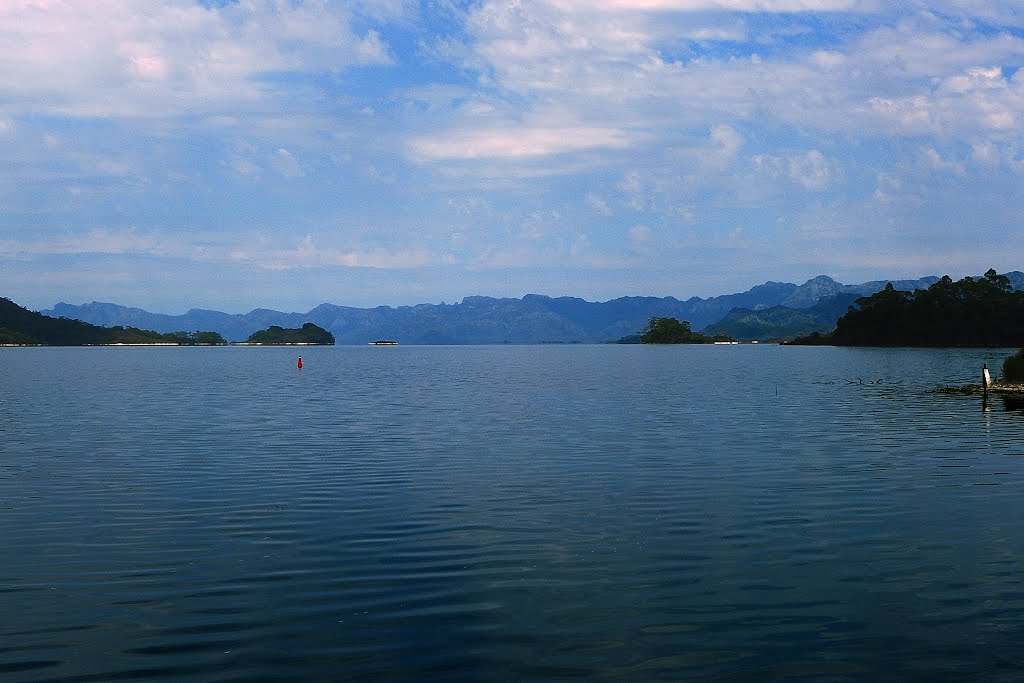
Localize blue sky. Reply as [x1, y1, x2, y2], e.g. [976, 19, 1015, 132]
[3, 0, 1024, 313]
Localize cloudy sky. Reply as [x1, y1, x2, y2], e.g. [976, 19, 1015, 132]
[3, 0, 1024, 312]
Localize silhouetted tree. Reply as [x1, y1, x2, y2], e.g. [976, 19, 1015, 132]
[795, 269, 1024, 347]
[640, 317, 731, 344]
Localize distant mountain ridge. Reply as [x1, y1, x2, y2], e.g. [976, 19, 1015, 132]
[0, 297, 225, 346]
[779, 275, 943, 308]
[42, 272, 1024, 344]
[43, 283, 800, 344]
[704, 293, 862, 341]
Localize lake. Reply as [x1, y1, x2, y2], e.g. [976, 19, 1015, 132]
[2, 345, 1024, 681]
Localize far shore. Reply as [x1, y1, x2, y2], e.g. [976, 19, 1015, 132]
[0, 342, 225, 348]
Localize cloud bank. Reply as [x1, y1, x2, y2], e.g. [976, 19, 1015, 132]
[2, 0, 1024, 310]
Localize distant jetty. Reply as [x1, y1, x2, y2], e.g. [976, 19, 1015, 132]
[368, 340, 398, 345]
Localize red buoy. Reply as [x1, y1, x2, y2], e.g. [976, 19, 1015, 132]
[297, 356, 303, 369]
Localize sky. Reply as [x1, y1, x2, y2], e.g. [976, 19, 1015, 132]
[3, 0, 1024, 313]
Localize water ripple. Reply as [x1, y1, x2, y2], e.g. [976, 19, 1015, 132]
[3, 346, 1024, 680]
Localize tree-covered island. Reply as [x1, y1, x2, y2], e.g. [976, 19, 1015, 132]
[639, 317, 735, 344]
[237, 323, 335, 345]
[0, 297, 226, 346]
[788, 269, 1024, 347]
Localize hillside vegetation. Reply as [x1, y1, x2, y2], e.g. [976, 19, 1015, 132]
[704, 293, 860, 341]
[244, 323, 335, 345]
[640, 317, 734, 344]
[0, 297, 226, 346]
[790, 270, 1024, 347]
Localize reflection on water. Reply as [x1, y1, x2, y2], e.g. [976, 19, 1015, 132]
[1001, 394, 1024, 414]
[2, 345, 1024, 681]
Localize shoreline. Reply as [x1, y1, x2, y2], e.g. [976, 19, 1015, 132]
[937, 383, 1024, 395]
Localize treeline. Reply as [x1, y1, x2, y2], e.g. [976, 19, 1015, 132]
[0, 297, 225, 346]
[640, 317, 734, 344]
[157, 330, 228, 345]
[244, 323, 335, 345]
[792, 269, 1024, 347]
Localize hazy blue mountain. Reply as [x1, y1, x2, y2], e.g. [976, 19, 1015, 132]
[704, 293, 861, 341]
[679, 281, 798, 329]
[42, 272, 1023, 344]
[780, 275, 846, 308]
[43, 280, 800, 344]
[45, 301, 299, 343]
[1005, 271, 1024, 291]
[780, 275, 943, 308]
[851, 276, 942, 295]
[0, 297, 222, 346]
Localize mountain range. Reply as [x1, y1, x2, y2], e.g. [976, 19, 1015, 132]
[41, 272, 1024, 344]
[704, 293, 863, 341]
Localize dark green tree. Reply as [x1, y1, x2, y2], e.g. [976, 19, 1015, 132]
[641, 317, 703, 344]
[794, 269, 1024, 347]
[0, 297, 175, 345]
[161, 331, 192, 344]
[1004, 348, 1024, 383]
[191, 331, 227, 345]
[246, 322, 335, 345]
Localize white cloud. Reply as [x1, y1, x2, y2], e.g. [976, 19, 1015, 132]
[751, 149, 833, 191]
[246, 235, 442, 270]
[458, 0, 1024, 156]
[865, 63, 1024, 136]
[0, 0, 398, 119]
[447, 196, 491, 215]
[230, 158, 261, 177]
[547, 0, 867, 11]
[700, 124, 744, 168]
[271, 148, 305, 179]
[94, 158, 134, 178]
[0, 228, 182, 258]
[629, 224, 652, 253]
[357, 29, 394, 64]
[618, 170, 648, 211]
[9, 0, 1024, 312]
[972, 141, 1000, 167]
[788, 150, 831, 190]
[410, 126, 635, 161]
[0, 228, 446, 272]
[872, 172, 922, 206]
[919, 147, 965, 176]
[585, 193, 613, 215]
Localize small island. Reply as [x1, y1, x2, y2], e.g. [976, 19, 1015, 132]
[233, 323, 335, 346]
[636, 317, 736, 344]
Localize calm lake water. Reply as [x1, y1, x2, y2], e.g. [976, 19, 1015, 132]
[3, 345, 1024, 681]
